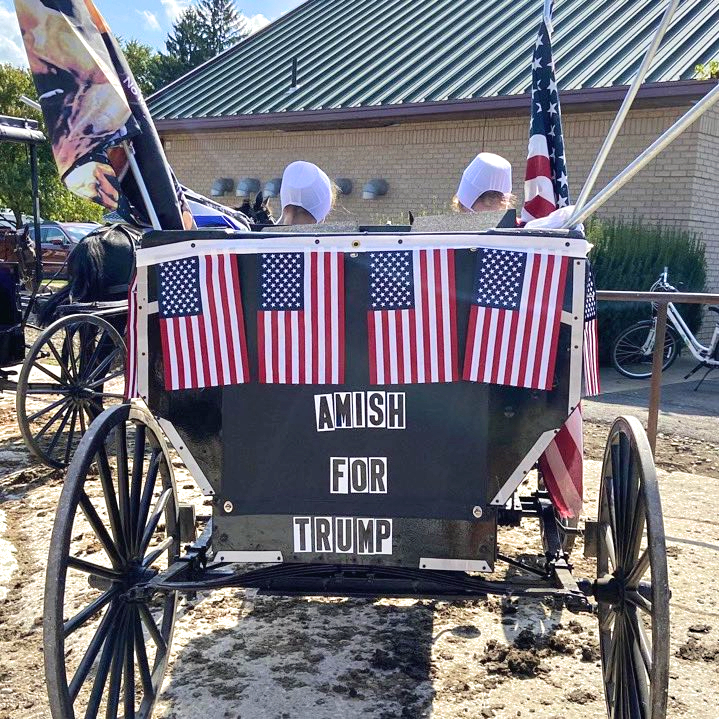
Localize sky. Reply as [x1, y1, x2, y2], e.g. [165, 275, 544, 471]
[0, 0, 305, 66]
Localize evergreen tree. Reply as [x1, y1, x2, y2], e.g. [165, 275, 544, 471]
[197, 0, 249, 56]
[165, 7, 211, 71]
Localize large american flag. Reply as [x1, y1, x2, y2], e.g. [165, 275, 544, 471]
[583, 264, 601, 396]
[258, 251, 344, 384]
[368, 250, 457, 384]
[157, 254, 249, 390]
[521, 12, 569, 223]
[463, 248, 568, 391]
[124, 273, 138, 400]
[539, 405, 583, 519]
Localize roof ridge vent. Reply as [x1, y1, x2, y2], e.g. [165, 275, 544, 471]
[287, 56, 301, 94]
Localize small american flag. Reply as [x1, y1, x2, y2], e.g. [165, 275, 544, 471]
[521, 10, 569, 222]
[157, 254, 249, 391]
[539, 405, 583, 519]
[258, 251, 344, 384]
[124, 273, 138, 400]
[368, 249, 457, 384]
[463, 248, 568, 391]
[583, 264, 600, 396]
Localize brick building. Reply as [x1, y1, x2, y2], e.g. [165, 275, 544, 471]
[148, 0, 719, 295]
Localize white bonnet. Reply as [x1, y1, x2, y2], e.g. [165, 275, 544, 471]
[456, 153, 512, 211]
[280, 161, 332, 222]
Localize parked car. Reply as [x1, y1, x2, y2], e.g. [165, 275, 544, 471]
[26, 221, 100, 278]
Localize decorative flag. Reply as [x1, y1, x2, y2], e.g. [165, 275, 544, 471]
[521, 8, 570, 222]
[539, 405, 583, 519]
[157, 254, 249, 391]
[583, 264, 601, 396]
[125, 273, 138, 400]
[463, 248, 568, 391]
[368, 249, 457, 385]
[258, 252, 344, 384]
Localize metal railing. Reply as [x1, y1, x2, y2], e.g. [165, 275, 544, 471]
[596, 290, 719, 454]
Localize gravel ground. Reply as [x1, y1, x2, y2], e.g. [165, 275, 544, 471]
[1, 388, 718, 718]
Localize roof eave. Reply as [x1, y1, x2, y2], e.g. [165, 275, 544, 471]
[154, 80, 717, 133]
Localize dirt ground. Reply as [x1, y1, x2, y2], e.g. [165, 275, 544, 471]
[1, 390, 718, 718]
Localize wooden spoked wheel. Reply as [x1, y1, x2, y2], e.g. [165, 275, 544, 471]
[44, 403, 179, 719]
[597, 416, 669, 719]
[17, 314, 126, 469]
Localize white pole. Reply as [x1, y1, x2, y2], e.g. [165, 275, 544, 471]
[565, 81, 719, 227]
[121, 141, 162, 230]
[568, 0, 680, 225]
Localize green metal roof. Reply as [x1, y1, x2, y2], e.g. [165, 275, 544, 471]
[148, 0, 719, 121]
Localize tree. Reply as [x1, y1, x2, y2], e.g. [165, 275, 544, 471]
[0, 64, 104, 227]
[197, 0, 249, 56]
[120, 39, 161, 96]
[152, 1, 250, 89]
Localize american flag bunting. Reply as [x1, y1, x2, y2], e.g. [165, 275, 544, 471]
[463, 248, 568, 391]
[583, 264, 600, 396]
[521, 11, 569, 223]
[258, 251, 344, 384]
[368, 249, 458, 384]
[157, 254, 249, 391]
[538, 405, 583, 519]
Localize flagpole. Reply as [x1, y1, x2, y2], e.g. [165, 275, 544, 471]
[122, 141, 162, 230]
[567, 0, 680, 226]
[565, 81, 719, 227]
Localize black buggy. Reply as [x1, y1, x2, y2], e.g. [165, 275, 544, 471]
[0, 115, 127, 469]
[43, 226, 669, 719]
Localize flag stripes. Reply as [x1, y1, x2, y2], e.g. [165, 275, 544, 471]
[368, 249, 457, 384]
[258, 251, 344, 384]
[539, 406, 583, 519]
[463, 251, 569, 391]
[159, 254, 249, 391]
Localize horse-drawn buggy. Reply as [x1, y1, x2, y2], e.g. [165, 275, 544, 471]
[44, 225, 669, 719]
[1, 114, 128, 469]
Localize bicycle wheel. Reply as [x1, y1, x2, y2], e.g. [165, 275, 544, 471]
[611, 320, 680, 380]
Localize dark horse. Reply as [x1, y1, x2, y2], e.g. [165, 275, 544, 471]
[37, 223, 139, 327]
[238, 191, 276, 227]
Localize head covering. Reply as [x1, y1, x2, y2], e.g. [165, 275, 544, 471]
[280, 161, 332, 222]
[456, 153, 512, 211]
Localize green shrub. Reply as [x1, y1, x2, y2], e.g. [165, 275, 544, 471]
[586, 216, 707, 364]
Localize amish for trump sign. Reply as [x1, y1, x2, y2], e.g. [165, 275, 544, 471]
[137, 232, 585, 568]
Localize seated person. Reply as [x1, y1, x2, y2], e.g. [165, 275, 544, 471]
[453, 153, 515, 214]
[278, 161, 335, 225]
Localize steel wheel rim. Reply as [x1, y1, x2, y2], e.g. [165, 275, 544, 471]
[44, 403, 179, 719]
[17, 315, 126, 469]
[597, 416, 669, 719]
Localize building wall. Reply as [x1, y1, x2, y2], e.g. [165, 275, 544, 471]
[162, 104, 718, 308]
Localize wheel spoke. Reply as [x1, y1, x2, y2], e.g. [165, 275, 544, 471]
[624, 490, 646, 570]
[626, 590, 652, 615]
[85, 369, 125, 390]
[45, 405, 75, 458]
[34, 399, 72, 442]
[138, 487, 173, 557]
[141, 536, 174, 568]
[130, 424, 147, 556]
[601, 523, 618, 571]
[84, 352, 119, 386]
[104, 613, 128, 719]
[133, 610, 153, 698]
[45, 337, 73, 377]
[600, 605, 616, 633]
[96, 446, 128, 559]
[135, 451, 160, 552]
[79, 490, 125, 569]
[626, 548, 651, 589]
[67, 556, 122, 582]
[83, 607, 125, 718]
[25, 394, 72, 423]
[64, 406, 79, 466]
[123, 614, 136, 719]
[138, 604, 167, 657]
[626, 605, 652, 675]
[26, 385, 72, 394]
[64, 326, 80, 381]
[31, 358, 66, 384]
[63, 586, 120, 638]
[116, 422, 131, 553]
[69, 603, 120, 701]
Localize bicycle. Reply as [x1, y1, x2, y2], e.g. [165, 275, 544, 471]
[611, 267, 719, 386]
